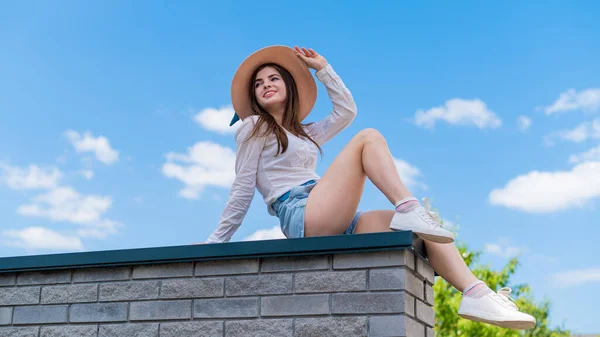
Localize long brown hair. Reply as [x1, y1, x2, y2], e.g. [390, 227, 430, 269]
[246, 63, 322, 156]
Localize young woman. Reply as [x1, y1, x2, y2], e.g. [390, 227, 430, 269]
[204, 45, 536, 330]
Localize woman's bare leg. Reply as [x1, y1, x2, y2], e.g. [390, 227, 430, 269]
[426, 239, 478, 291]
[304, 128, 412, 237]
[355, 210, 477, 291]
[353, 210, 395, 234]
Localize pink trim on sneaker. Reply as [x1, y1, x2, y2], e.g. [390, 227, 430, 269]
[395, 197, 419, 213]
[464, 280, 492, 298]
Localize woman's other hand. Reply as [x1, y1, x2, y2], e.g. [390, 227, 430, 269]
[294, 46, 328, 71]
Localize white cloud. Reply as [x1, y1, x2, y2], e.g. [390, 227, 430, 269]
[1, 226, 85, 252]
[0, 164, 62, 190]
[16, 186, 119, 239]
[517, 116, 532, 132]
[539, 88, 600, 115]
[545, 119, 600, 145]
[80, 170, 94, 180]
[243, 225, 286, 241]
[569, 144, 600, 164]
[76, 219, 120, 239]
[17, 186, 112, 224]
[194, 105, 241, 134]
[394, 158, 426, 190]
[414, 98, 502, 130]
[489, 161, 600, 213]
[550, 267, 600, 288]
[64, 130, 119, 164]
[162, 141, 236, 199]
[484, 238, 523, 257]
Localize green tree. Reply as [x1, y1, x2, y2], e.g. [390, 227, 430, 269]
[433, 240, 570, 337]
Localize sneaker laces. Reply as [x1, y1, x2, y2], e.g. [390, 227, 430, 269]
[493, 287, 519, 310]
[418, 197, 442, 227]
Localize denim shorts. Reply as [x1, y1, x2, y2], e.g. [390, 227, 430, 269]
[271, 180, 364, 239]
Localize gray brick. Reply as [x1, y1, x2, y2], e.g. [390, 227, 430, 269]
[333, 250, 414, 270]
[133, 263, 193, 279]
[160, 321, 222, 337]
[40, 325, 97, 337]
[425, 283, 434, 305]
[370, 268, 403, 290]
[261, 294, 329, 316]
[295, 271, 366, 293]
[261, 255, 328, 272]
[370, 315, 425, 337]
[417, 258, 435, 284]
[13, 305, 67, 324]
[332, 292, 408, 314]
[370, 268, 425, 299]
[99, 281, 159, 301]
[160, 278, 223, 299]
[130, 300, 191, 321]
[99, 323, 158, 337]
[42, 284, 98, 304]
[194, 298, 258, 318]
[427, 327, 435, 337]
[0, 274, 16, 286]
[0, 287, 40, 305]
[396, 292, 416, 317]
[226, 319, 292, 337]
[195, 258, 258, 276]
[70, 303, 128, 323]
[17, 270, 70, 285]
[0, 307, 12, 325]
[295, 317, 367, 337]
[0, 327, 39, 337]
[226, 274, 292, 296]
[73, 266, 130, 283]
[416, 299, 435, 327]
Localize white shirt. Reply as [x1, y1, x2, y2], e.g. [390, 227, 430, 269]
[205, 64, 357, 243]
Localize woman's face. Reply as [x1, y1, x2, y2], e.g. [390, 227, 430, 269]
[254, 66, 287, 113]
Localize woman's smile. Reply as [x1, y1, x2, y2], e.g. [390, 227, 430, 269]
[263, 89, 277, 98]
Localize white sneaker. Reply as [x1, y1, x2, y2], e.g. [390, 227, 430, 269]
[458, 287, 537, 330]
[389, 197, 454, 244]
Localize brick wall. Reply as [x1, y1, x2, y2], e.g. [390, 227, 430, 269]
[0, 248, 435, 337]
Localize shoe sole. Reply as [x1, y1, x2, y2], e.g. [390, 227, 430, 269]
[458, 313, 536, 330]
[390, 225, 454, 244]
[415, 232, 454, 244]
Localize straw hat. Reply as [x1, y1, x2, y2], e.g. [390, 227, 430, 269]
[229, 45, 317, 126]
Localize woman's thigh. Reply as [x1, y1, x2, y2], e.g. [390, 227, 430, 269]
[304, 132, 369, 237]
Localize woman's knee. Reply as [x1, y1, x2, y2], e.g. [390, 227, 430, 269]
[355, 128, 386, 144]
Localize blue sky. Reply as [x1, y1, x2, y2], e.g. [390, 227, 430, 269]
[1, 0, 599, 333]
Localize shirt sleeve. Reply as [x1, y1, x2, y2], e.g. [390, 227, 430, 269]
[305, 64, 357, 145]
[205, 115, 265, 243]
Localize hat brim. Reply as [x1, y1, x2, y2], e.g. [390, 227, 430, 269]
[230, 45, 317, 125]
[229, 113, 240, 126]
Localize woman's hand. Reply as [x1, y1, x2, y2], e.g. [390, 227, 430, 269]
[294, 46, 328, 71]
